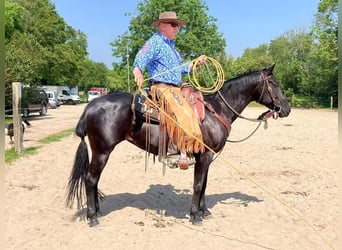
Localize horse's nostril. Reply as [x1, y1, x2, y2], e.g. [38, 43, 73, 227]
[275, 106, 281, 112]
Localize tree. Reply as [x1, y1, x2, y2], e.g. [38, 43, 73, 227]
[110, 0, 226, 92]
[5, 1, 42, 83]
[310, 0, 338, 106]
[78, 60, 109, 91]
[5, 1, 25, 40]
[5, 0, 88, 86]
[268, 29, 314, 96]
[5, 32, 43, 83]
[232, 44, 273, 77]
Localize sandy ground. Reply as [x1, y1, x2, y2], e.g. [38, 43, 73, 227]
[4, 103, 338, 249]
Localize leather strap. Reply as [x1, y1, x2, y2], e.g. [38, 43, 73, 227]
[204, 102, 232, 135]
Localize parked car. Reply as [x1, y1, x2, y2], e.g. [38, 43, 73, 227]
[87, 91, 101, 102]
[22, 88, 49, 117]
[5, 86, 49, 117]
[46, 91, 61, 109]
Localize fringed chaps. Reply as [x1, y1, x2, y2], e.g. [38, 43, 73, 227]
[151, 85, 205, 156]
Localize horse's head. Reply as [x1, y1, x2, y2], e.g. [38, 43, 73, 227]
[256, 64, 291, 118]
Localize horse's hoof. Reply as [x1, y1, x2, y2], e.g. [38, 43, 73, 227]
[203, 214, 212, 220]
[201, 209, 212, 219]
[190, 215, 203, 226]
[88, 218, 99, 227]
[191, 219, 203, 226]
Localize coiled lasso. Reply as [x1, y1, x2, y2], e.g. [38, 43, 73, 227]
[188, 56, 225, 93]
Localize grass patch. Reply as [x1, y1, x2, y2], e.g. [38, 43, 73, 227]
[5, 117, 13, 123]
[38, 128, 75, 144]
[5, 128, 75, 164]
[5, 146, 41, 164]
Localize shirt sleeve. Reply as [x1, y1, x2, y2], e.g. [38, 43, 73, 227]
[181, 61, 192, 75]
[133, 39, 155, 73]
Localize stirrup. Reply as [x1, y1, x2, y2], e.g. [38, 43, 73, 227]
[166, 155, 179, 169]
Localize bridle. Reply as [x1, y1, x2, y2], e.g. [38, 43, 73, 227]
[257, 71, 282, 117]
[217, 71, 283, 143]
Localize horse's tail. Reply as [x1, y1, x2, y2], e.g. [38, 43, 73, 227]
[66, 138, 89, 209]
[66, 113, 89, 209]
[75, 111, 87, 138]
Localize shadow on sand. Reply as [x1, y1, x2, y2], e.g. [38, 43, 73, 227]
[74, 184, 262, 220]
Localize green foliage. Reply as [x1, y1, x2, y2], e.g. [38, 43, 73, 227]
[5, 32, 43, 83]
[5, 1, 25, 40]
[309, 0, 338, 105]
[268, 29, 314, 95]
[232, 44, 273, 76]
[290, 95, 331, 109]
[78, 60, 109, 91]
[109, 64, 131, 91]
[5, 0, 103, 87]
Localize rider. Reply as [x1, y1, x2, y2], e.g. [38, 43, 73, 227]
[133, 11, 207, 169]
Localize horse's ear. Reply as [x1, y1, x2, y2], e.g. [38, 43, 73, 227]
[265, 63, 276, 75]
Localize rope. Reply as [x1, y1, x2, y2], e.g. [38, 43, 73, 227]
[137, 56, 335, 249]
[226, 121, 262, 143]
[188, 57, 225, 93]
[144, 56, 224, 93]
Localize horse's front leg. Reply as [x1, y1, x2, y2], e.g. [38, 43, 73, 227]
[190, 151, 213, 225]
[199, 168, 212, 219]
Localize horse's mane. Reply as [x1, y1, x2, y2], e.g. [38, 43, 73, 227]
[226, 69, 261, 84]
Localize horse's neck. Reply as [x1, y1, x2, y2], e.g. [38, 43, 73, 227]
[206, 79, 257, 123]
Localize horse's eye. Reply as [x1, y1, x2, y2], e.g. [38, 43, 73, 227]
[270, 80, 279, 87]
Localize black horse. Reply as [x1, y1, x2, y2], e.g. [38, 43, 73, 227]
[66, 64, 291, 227]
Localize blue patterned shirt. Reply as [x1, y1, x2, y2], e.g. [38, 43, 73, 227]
[133, 32, 191, 86]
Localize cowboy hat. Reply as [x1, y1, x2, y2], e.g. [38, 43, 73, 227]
[151, 11, 186, 27]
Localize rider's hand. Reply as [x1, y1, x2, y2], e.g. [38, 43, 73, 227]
[197, 55, 207, 66]
[133, 67, 144, 88]
[190, 55, 207, 71]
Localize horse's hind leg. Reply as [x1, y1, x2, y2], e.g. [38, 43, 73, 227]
[85, 152, 110, 227]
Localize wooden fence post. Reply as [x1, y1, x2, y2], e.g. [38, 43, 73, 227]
[12, 82, 23, 153]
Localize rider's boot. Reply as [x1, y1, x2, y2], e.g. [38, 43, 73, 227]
[178, 151, 189, 170]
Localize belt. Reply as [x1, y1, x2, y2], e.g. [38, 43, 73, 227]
[150, 81, 179, 87]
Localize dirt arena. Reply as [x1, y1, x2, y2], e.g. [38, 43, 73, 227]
[4, 103, 338, 249]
